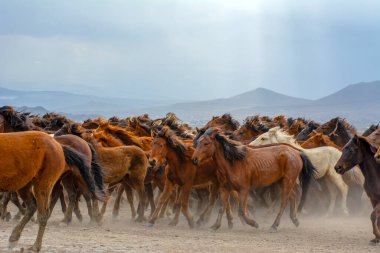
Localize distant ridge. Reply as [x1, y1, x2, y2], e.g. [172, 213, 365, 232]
[314, 80, 380, 105]
[1, 81, 380, 128]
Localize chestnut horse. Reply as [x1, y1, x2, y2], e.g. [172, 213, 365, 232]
[251, 127, 350, 215]
[192, 128, 316, 231]
[81, 132, 149, 222]
[231, 116, 269, 144]
[148, 127, 228, 228]
[0, 106, 105, 224]
[0, 131, 102, 252]
[335, 136, 380, 245]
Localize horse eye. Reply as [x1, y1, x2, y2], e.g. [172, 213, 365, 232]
[204, 143, 209, 146]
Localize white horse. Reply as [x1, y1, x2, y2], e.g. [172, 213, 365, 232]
[250, 127, 349, 215]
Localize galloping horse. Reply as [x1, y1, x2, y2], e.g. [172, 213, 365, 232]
[0, 106, 105, 224]
[302, 133, 366, 214]
[0, 131, 102, 252]
[251, 127, 349, 215]
[148, 127, 226, 228]
[192, 128, 316, 231]
[335, 136, 380, 245]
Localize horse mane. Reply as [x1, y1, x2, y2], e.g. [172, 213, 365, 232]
[363, 124, 379, 137]
[268, 127, 301, 147]
[273, 115, 287, 128]
[0, 106, 38, 131]
[243, 115, 261, 127]
[157, 127, 189, 159]
[356, 135, 377, 155]
[205, 128, 246, 163]
[99, 122, 144, 147]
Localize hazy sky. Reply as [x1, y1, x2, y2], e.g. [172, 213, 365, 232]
[0, 0, 379, 100]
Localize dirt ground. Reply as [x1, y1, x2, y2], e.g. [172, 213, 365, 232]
[0, 200, 378, 253]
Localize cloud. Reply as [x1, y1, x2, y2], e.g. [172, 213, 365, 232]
[0, 0, 379, 100]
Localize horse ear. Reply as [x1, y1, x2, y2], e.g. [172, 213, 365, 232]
[195, 127, 199, 132]
[151, 130, 156, 138]
[369, 144, 378, 154]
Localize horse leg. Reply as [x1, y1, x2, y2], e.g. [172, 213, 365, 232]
[59, 191, 67, 214]
[61, 176, 77, 224]
[226, 194, 234, 229]
[369, 203, 380, 244]
[8, 184, 36, 250]
[11, 192, 26, 221]
[179, 184, 195, 228]
[237, 188, 259, 228]
[169, 186, 183, 226]
[197, 184, 218, 226]
[80, 193, 93, 222]
[0, 192, 11, 221]
[211, 187, 229, 230]
[331, 173, 349, 215]
[48, 181, 63, 217]
[270, 179, 295, 232]
[145, 183, 156, 218]
[289, 190, 299, 227]
[130, 178, 146, 222]
[112, 184, 125, 219]
[149, 180, 174, 225]
[324, 177, 339, 216]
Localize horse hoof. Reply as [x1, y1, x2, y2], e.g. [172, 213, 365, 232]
[292, 219, 300, 227]
[168, 220, 178, 227]
[269, 226, 277, 233]
[5, 212, 11, 222]
[8, 240, 18, 250]
[210, 224, 220, 231]
[27, 245, 40, 252]
[196, 218, 204, 227]
[228, 221, 233, 229]
[188, 220, 195, 229]
[369, 238, 380, 246]
[147, 222, 155, 227]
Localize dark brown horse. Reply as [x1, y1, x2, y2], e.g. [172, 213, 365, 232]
[192, 128, 316, 231]
[0, 131, 102, 252]
[148, 127, 228, 228]
[313, 117, 356, 147]
[335, 136, 380, 245]
[231, 116, 269, 144]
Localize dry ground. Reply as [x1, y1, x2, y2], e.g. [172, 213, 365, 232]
[0, 199, 378, 253]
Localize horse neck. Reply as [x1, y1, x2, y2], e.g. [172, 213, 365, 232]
[212, 144, 235, 176]
[276, 135, 304, 150]
[358, 145, 380, 187]
[165, 146, 189, 169]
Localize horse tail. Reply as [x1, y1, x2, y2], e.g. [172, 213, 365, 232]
[62, 145, 106, 201]
[88, 143, 107, 197]
[297, 152, 317, 212]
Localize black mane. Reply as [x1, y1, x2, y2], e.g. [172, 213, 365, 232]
[205, 128, 246, 163]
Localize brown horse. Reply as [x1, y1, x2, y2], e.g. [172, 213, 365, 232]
[301, 132, 341, 150]
[0, 131, 102, 252]
[194, 114, 240, 142]
[231, 116, 269, 144]
[313, 117, 356, 147]
[81, 132, 149, 222]
[0, 106, 105, 224]
[192, 128, 316, 231]
[366, 128, 380, 148]
[148, 127, 230, 228]
[96, 121, 152, 151]
[335, 136, 380, 245]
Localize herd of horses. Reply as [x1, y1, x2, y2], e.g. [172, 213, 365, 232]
[1, 106, 380, 252]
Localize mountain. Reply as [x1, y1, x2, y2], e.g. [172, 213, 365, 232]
[138, 87, 311, 118]
[0, 86, 182, 116]
[313, 81, 380, 106]
[2, 81, 380, 129]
